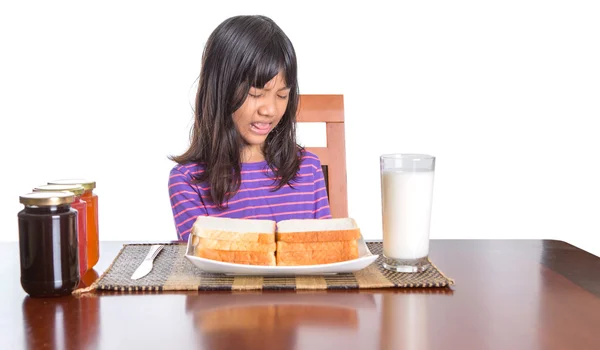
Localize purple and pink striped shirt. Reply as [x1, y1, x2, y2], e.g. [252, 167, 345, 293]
[168, 151, 332, 241]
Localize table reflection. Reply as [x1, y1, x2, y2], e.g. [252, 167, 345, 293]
[185, 291, 377, 350]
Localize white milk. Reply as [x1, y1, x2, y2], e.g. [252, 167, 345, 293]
[381, 169, 434, 260]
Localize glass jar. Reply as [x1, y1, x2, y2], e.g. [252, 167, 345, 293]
[33, 184, 88, 278]
[48, 179, 99, 269]
[18, 192, 80, 297]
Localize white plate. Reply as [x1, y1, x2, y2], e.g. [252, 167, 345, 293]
[184, 234, 378, 276]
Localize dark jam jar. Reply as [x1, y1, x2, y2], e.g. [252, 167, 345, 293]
[32, 184, 88, 279]
[18, 192, 80, 297]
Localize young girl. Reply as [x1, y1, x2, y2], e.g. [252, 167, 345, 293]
[168, 15, 331, 241]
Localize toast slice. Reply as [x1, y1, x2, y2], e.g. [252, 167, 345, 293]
[191, 216, 275, 243]
[277, 256, 357, 266]
[276, 218, 361, 242]
[197, 237, 276, 252]
[276, 249, 359, 266]
[276, 239, 358, 253]
[195, 247, 276, 266]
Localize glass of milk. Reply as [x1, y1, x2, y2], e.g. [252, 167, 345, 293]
[380, 154, 435, 272]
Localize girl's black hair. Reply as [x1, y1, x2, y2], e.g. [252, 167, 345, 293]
[170, 15, 303, 208]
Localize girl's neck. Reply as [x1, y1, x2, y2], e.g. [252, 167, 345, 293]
[241, 146, 265, 163]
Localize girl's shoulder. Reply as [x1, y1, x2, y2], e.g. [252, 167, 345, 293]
[169, 162, 206, 180]
[298, 149, 323, 168]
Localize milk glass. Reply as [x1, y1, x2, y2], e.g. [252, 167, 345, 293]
[380, 154, 435, 272]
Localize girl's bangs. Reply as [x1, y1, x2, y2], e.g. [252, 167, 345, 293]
[249, 41, 296, 88]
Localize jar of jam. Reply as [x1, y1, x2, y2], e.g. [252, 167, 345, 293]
[48, 179, 99, 269]
[32, 184, 88, 279]
[18, 192, 80, 297]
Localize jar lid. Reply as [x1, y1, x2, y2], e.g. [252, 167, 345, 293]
[48, 179, 96, 190]
[33, 184, 85, 196]
[19, 192, 75, 206]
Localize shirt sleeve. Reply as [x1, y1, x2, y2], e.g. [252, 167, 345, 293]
[312, 157, 332, 219]
[168, 166, 207, 241]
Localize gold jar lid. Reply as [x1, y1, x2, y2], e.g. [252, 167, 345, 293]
[33, 184, 85, 196]
[48, 179, 96, 191]
[19, 192, 75, 206]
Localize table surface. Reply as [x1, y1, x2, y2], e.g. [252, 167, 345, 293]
[2, 239, 600, 350]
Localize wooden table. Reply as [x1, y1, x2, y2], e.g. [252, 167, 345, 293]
[2, 240, 600, 350]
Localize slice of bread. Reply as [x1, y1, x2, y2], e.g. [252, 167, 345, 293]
[192, 216, 275, 243]
[197, 237, 276, 252]
[276, 239, 358, 253]
[277, 255, 356, 266]
[276, 218, 360, 242]
[195, 247, 276, 266]
[276, 249, 359, 266]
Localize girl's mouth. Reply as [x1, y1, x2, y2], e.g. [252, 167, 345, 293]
[250, 122, 271, 135]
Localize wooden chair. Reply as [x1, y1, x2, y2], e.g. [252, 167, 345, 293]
[296, 94, 348, 218]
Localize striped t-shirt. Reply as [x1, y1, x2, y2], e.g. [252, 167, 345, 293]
[168, 151, 332, 241]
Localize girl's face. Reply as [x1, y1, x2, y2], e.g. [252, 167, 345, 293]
[233, 71, 290, 152]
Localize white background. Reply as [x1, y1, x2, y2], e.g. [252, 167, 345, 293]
[1, 1, 599, 257]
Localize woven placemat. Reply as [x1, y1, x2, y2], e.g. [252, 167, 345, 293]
[74, 242, 454, 294]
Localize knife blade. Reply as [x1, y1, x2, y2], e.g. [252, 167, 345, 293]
[131, 245, 164, 280]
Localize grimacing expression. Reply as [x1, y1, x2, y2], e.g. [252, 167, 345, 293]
[232, 71, 290, 148]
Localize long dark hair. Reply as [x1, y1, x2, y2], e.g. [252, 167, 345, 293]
[170, 15, 303, 209]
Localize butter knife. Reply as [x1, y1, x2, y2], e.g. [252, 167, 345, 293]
[131, 245, 164, 280]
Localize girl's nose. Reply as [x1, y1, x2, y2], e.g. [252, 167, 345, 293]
[258, 100, 277, 117]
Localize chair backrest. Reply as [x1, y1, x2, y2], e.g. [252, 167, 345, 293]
[296, 94, 348, 218]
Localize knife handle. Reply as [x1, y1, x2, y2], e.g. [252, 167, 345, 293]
[144, 245, 163, 261]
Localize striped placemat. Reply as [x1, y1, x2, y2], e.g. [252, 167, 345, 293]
[73, 242, 454, 294]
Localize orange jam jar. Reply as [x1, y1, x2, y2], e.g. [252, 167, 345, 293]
[18, 192, 80, 297]
[48, 179, 99, 269]
[33, 184, 88, 278]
